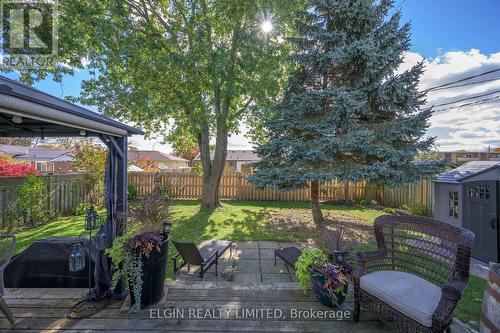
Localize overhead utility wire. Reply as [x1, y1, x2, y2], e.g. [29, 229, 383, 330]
[423, 68, 500, 92]
[427, 77, 500, 92]
[430, 89, 500, 108]
[433, 95, 500, 113]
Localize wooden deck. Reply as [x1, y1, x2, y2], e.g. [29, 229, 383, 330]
[0, 241, 394, 332]
[0, 285, 393, 332]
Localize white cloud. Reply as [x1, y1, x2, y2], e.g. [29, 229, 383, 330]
[402, 49, 500, 151]
[136, 49, 500, 153]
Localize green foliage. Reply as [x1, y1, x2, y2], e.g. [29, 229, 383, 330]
[127, 185, 138, 201]
[295, 249, 328, 292]
[72, 141, 106, 191]
[383, 207, 397, 214]
[359, 198, 378, 206]
[402, 204, 431, 217]
[123, 251, 143, 312]
[72, 202, 90, 216]
[17, 175, 47, 227]
[16, 0, 306, 208]
[249, 0, 446, 217]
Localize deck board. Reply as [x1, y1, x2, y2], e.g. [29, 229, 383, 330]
[0, 242, 394, 332]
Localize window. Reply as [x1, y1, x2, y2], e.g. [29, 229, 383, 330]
[35, 161, 47, 172]
[448, 191, 459, 218]
[469, 185, 490, 200]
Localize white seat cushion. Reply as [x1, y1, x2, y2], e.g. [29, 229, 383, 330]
[360, 270, 442, 327]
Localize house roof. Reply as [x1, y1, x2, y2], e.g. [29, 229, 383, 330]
[0, 144, 73, 162]
[128, 150, 188, 162]
[128, 165, 143, 172]
[0, 75, 143, 137]
[194, 149, 260, 162]
[433, 161, 500, 184]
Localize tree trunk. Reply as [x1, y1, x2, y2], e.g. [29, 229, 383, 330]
[198, 93, 230, 210]
[310, 180, 324, 227]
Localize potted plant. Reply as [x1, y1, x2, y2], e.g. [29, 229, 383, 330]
[309, 260, 351, 307]
[107, 191, 172, 311]
[295, 229, 353, 308]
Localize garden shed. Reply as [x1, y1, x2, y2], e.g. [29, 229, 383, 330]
[433, 161, 500, 262]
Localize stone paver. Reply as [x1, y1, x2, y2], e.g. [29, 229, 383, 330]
[175, 241, 298, 284]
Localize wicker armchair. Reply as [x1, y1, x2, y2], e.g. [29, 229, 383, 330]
[353, 215, 474, 333]
[0, 235, 16, 324]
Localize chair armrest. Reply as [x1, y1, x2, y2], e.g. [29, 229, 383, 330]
[432, 278, 468, 329]
[441, 278, 468, 302]
[203, 250, 218, 264]
[353, 250, 386, 280]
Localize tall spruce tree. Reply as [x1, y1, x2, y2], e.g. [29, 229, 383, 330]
[249, 0, 445, 226]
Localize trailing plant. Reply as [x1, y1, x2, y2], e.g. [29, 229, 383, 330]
[17, 175, 47, 227]
[107, 231, 164, 311]
[106, 192, 172, 311]
[123, 249, 143, 312]
[295, 249, 328, 292]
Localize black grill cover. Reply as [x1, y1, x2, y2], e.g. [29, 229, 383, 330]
[5, 236, 95, 288]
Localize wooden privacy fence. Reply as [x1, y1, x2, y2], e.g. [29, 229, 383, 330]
[128, 172, 435, 213]
[0, 174, 101, 227]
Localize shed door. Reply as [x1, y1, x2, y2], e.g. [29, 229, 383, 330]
[464, 181, 498, 262]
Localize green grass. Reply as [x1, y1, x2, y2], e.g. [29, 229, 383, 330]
[455, 275, 487, 327]
[170, 200, 383, 243]
[11, 200, 485, 324]
[14, 214, 86, 254]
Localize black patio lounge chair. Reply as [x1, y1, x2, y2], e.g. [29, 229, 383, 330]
[172, 240, 233, 279]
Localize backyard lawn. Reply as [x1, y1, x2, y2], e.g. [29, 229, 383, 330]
[12, 199, 485, 325]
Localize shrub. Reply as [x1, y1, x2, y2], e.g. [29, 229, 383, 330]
[0, 156, 40, 176]
[17, 175, 47, 227]
[73, 202, 90, 216]
[404, 205, 431, 217]
[383, 207, 397, 214]
[359, 198, 377, 206]
[128, 185, 138, 201]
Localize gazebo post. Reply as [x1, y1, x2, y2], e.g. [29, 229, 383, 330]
[98, 134, 129, 299]
[111, 135, 129, 299]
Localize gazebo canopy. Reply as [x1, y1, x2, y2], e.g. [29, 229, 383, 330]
[0, 74, 142, 298]
[0, 75, 142, 138]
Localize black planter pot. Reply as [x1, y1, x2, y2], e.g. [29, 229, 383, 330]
[129, 238, 168, 308]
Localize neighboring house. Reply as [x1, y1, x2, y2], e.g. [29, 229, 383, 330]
[194, 150, 260, 173]
[128, 150, 190, 172]
[437, 147, 500, 166]
[128, 165, 144, 172]
[0, 144, 75, 173]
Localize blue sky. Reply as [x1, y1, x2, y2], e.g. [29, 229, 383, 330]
[3, 1, 500, 152]
[396, 0, 500, 58]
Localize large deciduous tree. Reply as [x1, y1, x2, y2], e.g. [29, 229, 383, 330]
[14, 0, 297, 210]
[249, 0, 445, 226]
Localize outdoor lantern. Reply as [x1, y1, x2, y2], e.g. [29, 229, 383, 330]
[162, 220, 173, 235]
[69, 244, 86, 272]
[85, 205, 100, 230]
[95, 225, 108, 250]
